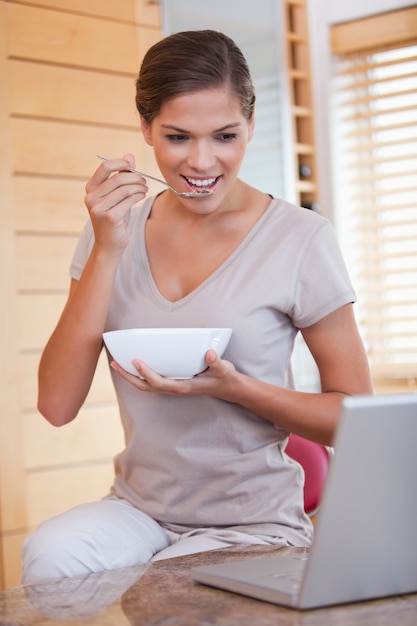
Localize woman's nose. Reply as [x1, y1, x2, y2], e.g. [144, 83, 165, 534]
[186, 140, 216, 171]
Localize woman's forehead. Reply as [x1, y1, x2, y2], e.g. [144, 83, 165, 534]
[155, 87, 245, 123]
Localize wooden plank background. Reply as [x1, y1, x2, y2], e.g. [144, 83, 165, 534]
[0, 0, 162, 589]
[0, 1, 27, 591]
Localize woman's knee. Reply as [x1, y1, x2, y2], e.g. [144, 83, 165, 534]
[21, 520, 92, 584]
[21, 499, 170, 585]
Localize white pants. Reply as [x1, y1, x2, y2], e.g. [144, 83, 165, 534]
[21, 496, 288, 585]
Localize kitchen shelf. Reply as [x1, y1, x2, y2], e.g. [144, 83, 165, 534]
[284, 0, 319, 211]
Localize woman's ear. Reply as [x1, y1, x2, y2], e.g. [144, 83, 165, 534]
[140, 117, 153, 146]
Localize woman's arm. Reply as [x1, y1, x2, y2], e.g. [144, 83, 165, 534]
[37, 258, 117, 427]
[38, 156, 148, 426]
[227, 303, 373, 446]
[111, 303, 372, 446]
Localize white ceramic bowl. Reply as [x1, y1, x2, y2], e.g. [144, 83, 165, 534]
[102, 328, 232, 379]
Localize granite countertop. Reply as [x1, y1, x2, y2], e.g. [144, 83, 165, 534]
[1, 545, 416, 625]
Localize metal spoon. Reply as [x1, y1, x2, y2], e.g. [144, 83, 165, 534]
[97, 155, 213, 198]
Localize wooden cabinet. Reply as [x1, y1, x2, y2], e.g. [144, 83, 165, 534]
[0, 0, 162, 589]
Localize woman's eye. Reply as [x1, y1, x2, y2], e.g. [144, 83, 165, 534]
[165, 133, 237, 143]
[166, 134, 188, 142]
[216, 133, 237, 142]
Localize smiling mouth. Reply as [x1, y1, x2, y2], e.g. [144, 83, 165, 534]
[182, 175, 219, 193]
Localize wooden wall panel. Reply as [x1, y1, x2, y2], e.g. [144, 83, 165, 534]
[11, 118, 162, 197]
[11, 0, 139, 22]
[137, 23, 163, 60]
[136, 0, 161, 26]
[14, 177, 87, 234]
[9, 60, 139, 127]
[11, 0, 161, 26]
[17, 294, 67, 351]
[11, 118, 145, 178]
[1, 535, 26, 591]
[24, 406, 123, 469]
[26, 464, 116, 527]
[0, 1, 28, 588]
[18, 354, 41, 413]
[16, 235, 77, 291]
[1, 0, 162, 588]
[7, 3, 141, 73]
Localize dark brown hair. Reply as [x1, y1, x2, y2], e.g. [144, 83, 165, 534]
[136, 30, 256, 124]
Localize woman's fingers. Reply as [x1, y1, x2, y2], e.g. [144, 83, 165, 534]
[204, 350, 235, 379]
[110, 351, 237, 401]
[110, 359, 192, 395]
[82, 156, 148, 255]
[86, 158, 147, 207]
[90, 156, 137, 185]
[122, 153, 136, 169]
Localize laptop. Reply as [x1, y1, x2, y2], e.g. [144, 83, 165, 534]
[192, 393, 417, 610]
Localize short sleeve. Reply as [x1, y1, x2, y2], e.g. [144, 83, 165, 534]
[290, 220, 356, 328]
[69, 219, 95, 280]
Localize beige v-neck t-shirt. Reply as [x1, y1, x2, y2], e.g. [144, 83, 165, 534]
[70, 195, 355, 547]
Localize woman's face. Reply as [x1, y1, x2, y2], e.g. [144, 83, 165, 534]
[140, 87, 254, 212]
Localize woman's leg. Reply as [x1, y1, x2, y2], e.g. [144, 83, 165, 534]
[21, 497, 170, 585]
[152, 527, 289, 561]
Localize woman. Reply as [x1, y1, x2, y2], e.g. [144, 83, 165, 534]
[22, 30, 372, 584]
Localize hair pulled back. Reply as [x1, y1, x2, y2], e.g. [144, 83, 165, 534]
[136, 30, 256, 125]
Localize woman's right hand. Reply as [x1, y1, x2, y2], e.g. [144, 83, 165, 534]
[38, 155, 148, 426]
[84, 154, 148, 258]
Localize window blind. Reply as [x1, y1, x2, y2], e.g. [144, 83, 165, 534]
[331, 13, 417, 392]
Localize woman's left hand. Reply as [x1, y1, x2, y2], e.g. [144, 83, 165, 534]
[110, 349, 238, 399]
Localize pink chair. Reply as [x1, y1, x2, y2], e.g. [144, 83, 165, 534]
[285, 434, 332, 518]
